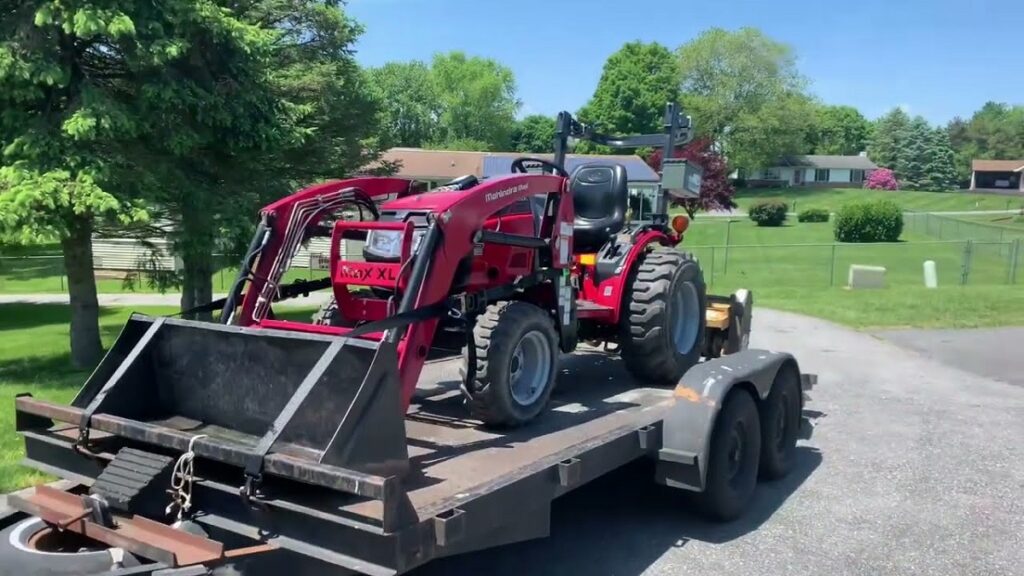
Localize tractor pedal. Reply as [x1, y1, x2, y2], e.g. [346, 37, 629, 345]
[90, 447, 175, 518]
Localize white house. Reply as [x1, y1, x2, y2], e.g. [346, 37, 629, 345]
[745, 154, 879, 187]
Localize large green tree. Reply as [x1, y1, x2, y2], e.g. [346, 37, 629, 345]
[924, 127, 958, 191]
[510, 114, 556, 153]
[578, 41, 680, 138]
[898, 117, 931, 190]
[810, 105, 871, 155]
[366, 61, 438, 148]
[0, 1, 243, 366]
[868, 107, 911, 173]
[676, 27, 815, 170]
[947, 102, 1024, 185]
[428, 51, 519, 151]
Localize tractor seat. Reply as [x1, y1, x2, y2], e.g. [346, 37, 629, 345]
[569, 164, 628, 253]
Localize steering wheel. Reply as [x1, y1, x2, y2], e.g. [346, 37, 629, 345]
[510, 157, 569, 178]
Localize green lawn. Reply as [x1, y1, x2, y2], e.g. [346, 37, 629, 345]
[681, 219, 1022, 288]
[0, 304, 316, 492]
[728, 187, 1024, 213]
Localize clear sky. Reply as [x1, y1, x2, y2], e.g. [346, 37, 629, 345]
[346, 0, 1023, 125]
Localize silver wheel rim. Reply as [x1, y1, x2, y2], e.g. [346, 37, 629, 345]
[670, 282, 700, 355]
[509, 331, 552, 406]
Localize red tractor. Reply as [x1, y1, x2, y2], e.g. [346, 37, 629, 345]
[217, 102, 750, 427]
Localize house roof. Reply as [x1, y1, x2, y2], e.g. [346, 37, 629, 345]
[375, 148, 660, 183]
[776, 155, 878, 170]
[971, 159, 1024, 172]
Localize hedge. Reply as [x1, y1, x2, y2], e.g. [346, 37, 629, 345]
[833, 200, 904, 242]
[748, 200, 788, 227]
[797, 208, 830, 223]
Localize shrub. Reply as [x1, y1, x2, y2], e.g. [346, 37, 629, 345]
[864, 168, 899, 190]
[833, 200, 904, 242]
[748, 200, 788, 227]
[797, 208, 830, 223]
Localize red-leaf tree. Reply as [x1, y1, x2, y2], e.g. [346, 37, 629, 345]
[646, 138, 737, 217]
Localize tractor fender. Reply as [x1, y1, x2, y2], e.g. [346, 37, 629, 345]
[654, 348, 802, 492]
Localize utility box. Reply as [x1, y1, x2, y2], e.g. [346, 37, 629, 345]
[848, 264, 887, 289]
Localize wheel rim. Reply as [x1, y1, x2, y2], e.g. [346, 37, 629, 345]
[669, 282, 700, 355]
[509, 331, 552, 406]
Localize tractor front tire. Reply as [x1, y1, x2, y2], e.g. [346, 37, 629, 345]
[462, 302, 559, 427]
[621, 248, 706, 385]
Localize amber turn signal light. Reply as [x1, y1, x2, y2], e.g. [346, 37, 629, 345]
[671, 214, 690, 234]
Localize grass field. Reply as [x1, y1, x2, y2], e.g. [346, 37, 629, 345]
[682, 218, 1021, 288]
[729, 187, 1024, 213]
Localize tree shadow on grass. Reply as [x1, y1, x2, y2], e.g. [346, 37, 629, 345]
[0, 303, 124, 332]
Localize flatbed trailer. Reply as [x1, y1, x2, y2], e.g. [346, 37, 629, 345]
[3, 317, 814, 576]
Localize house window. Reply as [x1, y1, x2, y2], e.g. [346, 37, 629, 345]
[762, 168, 781, 180]
[851, 169, 864, 183]
[814, 169, 830, 182]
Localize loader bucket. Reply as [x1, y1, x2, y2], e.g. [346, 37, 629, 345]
[69, 314, 409, 478]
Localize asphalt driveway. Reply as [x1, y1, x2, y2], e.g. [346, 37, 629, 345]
[415, 309, 1024, 576]
[874, 327, 1024, 388]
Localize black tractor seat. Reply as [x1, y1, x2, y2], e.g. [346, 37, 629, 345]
[569, 164, 628, 253]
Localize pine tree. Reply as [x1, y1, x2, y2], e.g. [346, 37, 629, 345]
[868, 108, 911, 172]
[900, 118, 932, 190]
[924, 127, 958, 191]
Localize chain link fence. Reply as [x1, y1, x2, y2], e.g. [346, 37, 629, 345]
[688, 238, 1022, 289]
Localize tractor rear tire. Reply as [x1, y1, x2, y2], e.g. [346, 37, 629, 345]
[461, 301, 559, 427]
[620, 248, 706, 385]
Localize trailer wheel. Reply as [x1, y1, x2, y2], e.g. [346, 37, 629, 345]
[698, 389, 761, 521]
[759, 363, 802, 480]
[0, 517, 138, 576]
[462, 301, 559, 427]
[621, 248, 706, 384]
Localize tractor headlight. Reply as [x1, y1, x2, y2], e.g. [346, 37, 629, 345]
[364, 229, 425, 260]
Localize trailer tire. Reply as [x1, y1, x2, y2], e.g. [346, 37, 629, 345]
[462, 301, 559, 427]
[759, 363, 802, 480]
[621, 248, 706, 384]
[698, 389, 761, 522]
[0, 517, 138, 576]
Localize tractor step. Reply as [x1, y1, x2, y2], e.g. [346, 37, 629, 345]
[575, 299, 614, 319]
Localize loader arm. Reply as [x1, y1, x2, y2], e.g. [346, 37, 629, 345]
[227, 177, 416, 326]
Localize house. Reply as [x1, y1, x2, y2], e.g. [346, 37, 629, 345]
[970, 159, 1024, 192]
[744, 154, 878, 188]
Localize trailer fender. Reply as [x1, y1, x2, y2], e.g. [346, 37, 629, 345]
[655, 349, 802, 492]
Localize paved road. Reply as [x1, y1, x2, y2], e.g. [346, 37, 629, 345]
[410, 309, 1024, 576]
[2, 308, 1022, 576]
[874, 327, 1024, 388]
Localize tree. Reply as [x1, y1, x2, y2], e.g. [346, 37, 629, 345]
[0, 1, 196, 367]
[366, 61, 439, 148]
[646, 138, 736, 218]
[868, 107, 911, 173]
[924, 127, 958, 191]
[130, 0, 379, 318]
[429, 51, 519, 150]
[810, 105, 871, 155]
[510, 115, 556, 153]
[578, 41, 680, 139]
[946, 102, 1024, 186]
[898, 117, 931, 190]
[676, 27, 815, 170]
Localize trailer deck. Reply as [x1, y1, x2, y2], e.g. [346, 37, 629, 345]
[12, 347, 692, 575]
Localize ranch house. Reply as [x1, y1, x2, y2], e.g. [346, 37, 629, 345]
[744, 154, 878, 188]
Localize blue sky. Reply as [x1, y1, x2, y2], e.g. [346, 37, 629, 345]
[347, 0, 1023, 125]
